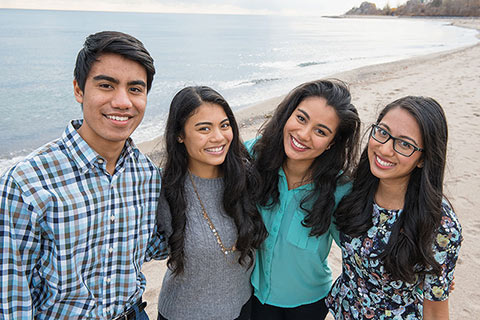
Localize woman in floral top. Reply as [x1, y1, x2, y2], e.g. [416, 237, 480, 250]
[327, 96, 462, 319]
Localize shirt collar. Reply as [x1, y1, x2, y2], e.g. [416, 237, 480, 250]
[62, 119, 140, 173]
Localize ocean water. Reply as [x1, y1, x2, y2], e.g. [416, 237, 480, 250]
[0, 9, 478, 173]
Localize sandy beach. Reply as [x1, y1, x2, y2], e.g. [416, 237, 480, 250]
[139, 17, 480, 319]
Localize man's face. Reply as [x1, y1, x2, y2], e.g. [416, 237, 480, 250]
[73, 53, 147, 154]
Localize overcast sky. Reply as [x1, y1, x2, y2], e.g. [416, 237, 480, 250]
[1, 0, 409, 16]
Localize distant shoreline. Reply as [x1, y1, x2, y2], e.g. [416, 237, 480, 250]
[325, 14, 480, 21]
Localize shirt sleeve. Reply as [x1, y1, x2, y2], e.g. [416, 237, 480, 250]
[0, 172, 38, 319]
[244, 137, 259, 156]
[423, 200, 463, 301]
[155, 191, 173, 239]
[145, 223, 169, 261]
[146, 191, 173, 261]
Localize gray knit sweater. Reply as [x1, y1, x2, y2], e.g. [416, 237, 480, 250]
[157, 174, 252, 320]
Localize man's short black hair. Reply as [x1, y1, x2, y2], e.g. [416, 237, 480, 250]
[74, 31, 155, 93]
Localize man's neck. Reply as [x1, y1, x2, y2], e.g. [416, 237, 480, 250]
[101, 147, 125, 175]
[77, 125, 126, 175]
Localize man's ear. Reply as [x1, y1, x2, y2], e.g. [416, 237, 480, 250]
[73, 79, 84, 104]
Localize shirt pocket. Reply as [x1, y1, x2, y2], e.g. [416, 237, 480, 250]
[286, 210, 321, 252]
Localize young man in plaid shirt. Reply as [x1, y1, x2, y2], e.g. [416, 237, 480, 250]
[0, 31, 167, 319]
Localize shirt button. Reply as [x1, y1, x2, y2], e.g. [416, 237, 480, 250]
[105, 306, 111, 313]
[106, 277, 111, 283]
[97, 159, 104, 164]
[108, 247, 114, 254]
[110, 215, 115, 222]
[273, 226, 278, 232]
[268, 244, 273, 249]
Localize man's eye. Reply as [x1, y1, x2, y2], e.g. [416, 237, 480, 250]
[130, 87, 144, 93]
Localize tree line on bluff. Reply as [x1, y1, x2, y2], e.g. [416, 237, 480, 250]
[346, 0, 480, 17]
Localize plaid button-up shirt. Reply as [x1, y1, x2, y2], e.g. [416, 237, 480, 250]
[0, 120, 167, 319]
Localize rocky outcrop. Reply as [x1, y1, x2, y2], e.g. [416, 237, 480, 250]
[346, 2, 379, 15]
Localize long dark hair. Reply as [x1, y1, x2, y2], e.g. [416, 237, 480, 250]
[334, 96, 448, 282]
[252, 79, 360, 236]
[160, 86, 267, 275]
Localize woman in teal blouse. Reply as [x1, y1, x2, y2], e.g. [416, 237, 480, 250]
[247, 79, 361, 319]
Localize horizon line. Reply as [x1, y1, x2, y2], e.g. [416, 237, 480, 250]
[0, 6, 336, 17]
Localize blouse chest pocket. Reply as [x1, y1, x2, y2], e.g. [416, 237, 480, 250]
[286, 210, 321, 252]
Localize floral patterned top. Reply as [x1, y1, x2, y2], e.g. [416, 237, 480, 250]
[326, 199, 462, 319]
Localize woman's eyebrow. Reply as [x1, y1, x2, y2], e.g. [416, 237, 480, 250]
[298, 108, 333, 134]
[378, 123, 420, 145]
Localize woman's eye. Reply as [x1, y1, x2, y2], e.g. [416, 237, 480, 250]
[198, 127, 210, 132]
[315, 128, 326, 136]
[379, 128, 389, 137]
[221, 122, 231, 129]
[399, 140, 413, 149]
[296, 115, 305, 122]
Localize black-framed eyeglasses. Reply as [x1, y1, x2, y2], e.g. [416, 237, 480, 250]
[370, 124, 423, 157]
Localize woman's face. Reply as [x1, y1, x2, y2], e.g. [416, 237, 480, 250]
[180, 103, 233, 178]
[283, 96, 339, 169]
[368, 107, 424, 187]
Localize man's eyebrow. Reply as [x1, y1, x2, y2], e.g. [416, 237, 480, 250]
[128, 80, 146, 88]
[92, 75, 146, 88]
[93, 75, 119, 84]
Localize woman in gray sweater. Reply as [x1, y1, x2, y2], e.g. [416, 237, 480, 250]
[156, 86, 267, 320]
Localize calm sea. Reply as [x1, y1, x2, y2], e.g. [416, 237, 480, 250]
[0, 9, 478, 173]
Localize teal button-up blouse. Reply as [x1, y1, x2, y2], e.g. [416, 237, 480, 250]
[246, 138, 350, 307]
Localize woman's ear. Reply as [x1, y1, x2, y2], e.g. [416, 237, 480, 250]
[417, 160, 424, 168]
[177, 136, 184, 143]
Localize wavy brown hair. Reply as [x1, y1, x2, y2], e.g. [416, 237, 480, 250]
[252, 79, 360, 236]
